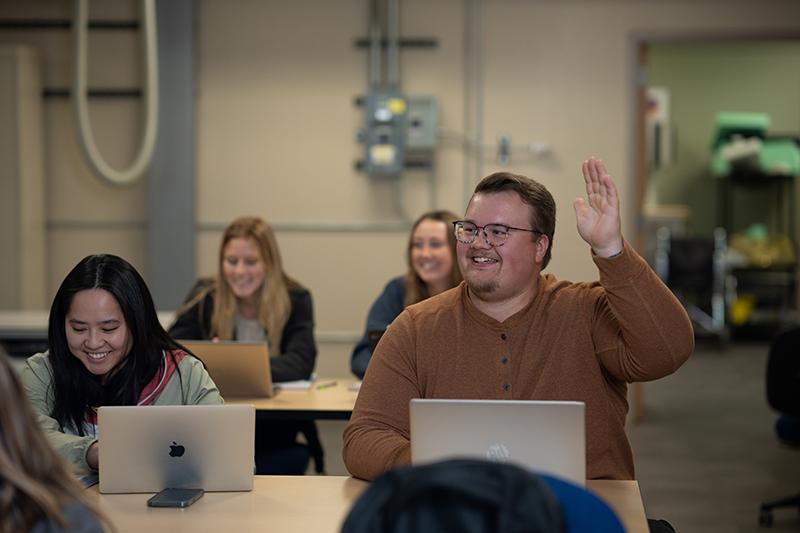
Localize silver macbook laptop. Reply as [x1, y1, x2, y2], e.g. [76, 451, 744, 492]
[410, 399, 585, 486]
[179, 340, 273, 398]
[98, 405, 255, 493]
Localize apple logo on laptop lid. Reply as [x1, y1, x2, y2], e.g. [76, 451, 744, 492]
[169, 441, 186, 458]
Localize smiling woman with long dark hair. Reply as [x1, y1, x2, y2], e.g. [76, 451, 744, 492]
[20, 254, 222, 476]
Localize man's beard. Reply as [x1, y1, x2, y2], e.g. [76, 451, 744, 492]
[466, 275, 498, 295]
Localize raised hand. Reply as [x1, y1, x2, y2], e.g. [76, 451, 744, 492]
[572, 157, 624, 257]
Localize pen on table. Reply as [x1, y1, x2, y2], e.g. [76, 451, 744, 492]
[316, 381, 337, 390]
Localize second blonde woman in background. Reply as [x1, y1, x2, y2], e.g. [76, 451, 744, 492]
[351, 210, 462, 379]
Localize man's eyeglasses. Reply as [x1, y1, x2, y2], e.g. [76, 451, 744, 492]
[453, 221, 542, 247]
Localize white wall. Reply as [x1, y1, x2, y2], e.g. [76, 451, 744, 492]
[2, 0, 800, 376]
[0, 45, 46, 309]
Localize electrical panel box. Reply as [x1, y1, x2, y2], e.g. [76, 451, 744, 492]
[363, 89, 408, 176]
[405, 96, 438, 152]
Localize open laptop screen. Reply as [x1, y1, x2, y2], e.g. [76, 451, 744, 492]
[410, 398, 585, 486]
[179, 340, 273, 398]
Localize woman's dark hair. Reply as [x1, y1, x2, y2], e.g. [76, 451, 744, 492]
[48, 254, 184, 435]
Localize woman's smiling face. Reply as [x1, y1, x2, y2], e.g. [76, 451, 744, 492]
[222, 237, 267, 306]
[65, 288, 132, 379]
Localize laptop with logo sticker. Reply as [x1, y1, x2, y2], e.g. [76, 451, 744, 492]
[409, 399, 585, 486]
[179, 340, 273, 398]
[98, 405, 255, 493]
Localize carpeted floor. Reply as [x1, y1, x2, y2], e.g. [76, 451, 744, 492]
[628, 340, 800, 533]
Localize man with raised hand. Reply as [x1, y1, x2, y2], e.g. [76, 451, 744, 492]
[343, 158, 693, 481]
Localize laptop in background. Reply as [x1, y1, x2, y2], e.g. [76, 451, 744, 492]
[409, 399, 586, 486]
[98, 405, 255, 493]
[179, 340, 273, 398]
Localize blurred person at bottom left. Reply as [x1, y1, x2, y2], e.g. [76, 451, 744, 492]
[20, 254, 222, 478]
[0, 350, 112, 533]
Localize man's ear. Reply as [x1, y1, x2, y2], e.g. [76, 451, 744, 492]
[534, 234, 549, 264]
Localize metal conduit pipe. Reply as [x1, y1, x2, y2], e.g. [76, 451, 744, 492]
[72, 0, 158, 186]
[463, 0, 481, 205]
[471, 0, 484, 191]
[315, 331, 361, 344]
[369, 0, 381, 88]
[386, 0, 400, 90]
[197, 220, 411, 233]
[47, 220, 413, 233]
[392, 177, 410, 222]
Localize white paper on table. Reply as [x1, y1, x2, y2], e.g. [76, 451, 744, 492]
[274, 373, 317, 390]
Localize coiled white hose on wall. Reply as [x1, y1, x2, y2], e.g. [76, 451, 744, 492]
[72, 0, 159, 186]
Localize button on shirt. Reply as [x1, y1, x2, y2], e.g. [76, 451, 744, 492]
[497, 332, 512, 396]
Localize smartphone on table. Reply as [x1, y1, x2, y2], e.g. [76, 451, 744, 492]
[147, 488, 204, 508]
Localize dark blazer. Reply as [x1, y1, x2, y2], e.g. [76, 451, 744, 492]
[169, 281, 317, 382]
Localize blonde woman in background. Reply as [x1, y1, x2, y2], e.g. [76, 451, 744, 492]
[169, 216, 319, 474]
[351, 210, 462, 379]
[0, 350, 110, 533]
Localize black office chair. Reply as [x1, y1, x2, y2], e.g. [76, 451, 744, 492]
[654, 227, 728, 342]
[758, 326, 800, 527]
[254, 420, 325, 475]
[300, 420, 325, 474]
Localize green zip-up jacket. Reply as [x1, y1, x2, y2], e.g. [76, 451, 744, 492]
[21, 351, 223, 476]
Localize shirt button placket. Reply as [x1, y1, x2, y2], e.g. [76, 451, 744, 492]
[500, 333, 510, 366]
[500, 332, 511, 397]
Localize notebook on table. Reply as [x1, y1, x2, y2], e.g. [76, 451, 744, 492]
[409, 398, 586, 486]
[98, 405, 255, 493]
[179, 340, 273, 398]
